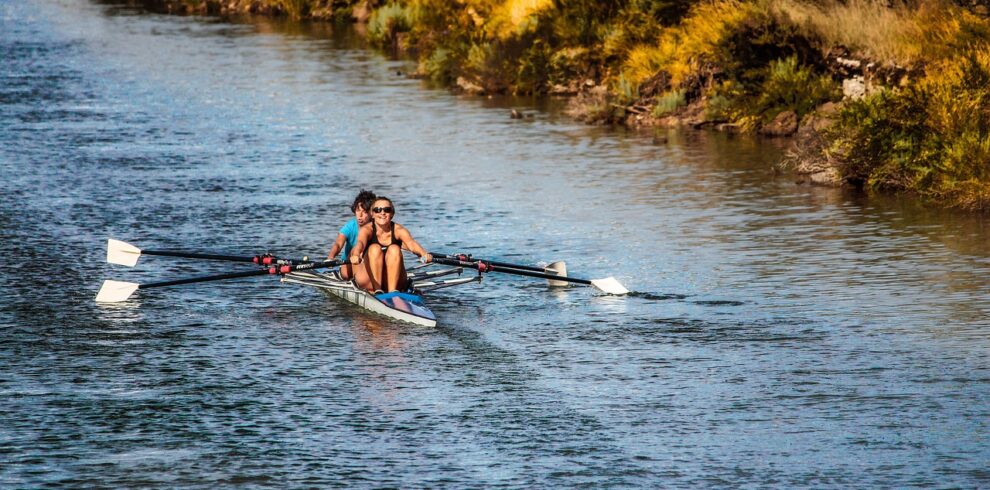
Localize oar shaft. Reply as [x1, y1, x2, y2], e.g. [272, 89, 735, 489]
[432, 257, 592, 285]
[142, 249, 294, 265]
[139, 269, 269, 289]
[434, 253, 556, 274]
[138, 260, 340, 290]
[142, 249, 259, 263]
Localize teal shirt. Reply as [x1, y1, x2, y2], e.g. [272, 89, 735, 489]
[340, 217, 360, 258]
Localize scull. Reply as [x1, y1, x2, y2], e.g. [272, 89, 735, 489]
[97, 239, 629, 327]
[281, 264, 479, 327]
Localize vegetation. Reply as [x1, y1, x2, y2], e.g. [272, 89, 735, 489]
[831, 47, 990, 209]
[140, 0, 990, 210]
[367, 0, 989, 210]
[653, 89, 686, 117]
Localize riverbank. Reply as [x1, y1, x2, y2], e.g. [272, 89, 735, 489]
[131, 0, 990, 210]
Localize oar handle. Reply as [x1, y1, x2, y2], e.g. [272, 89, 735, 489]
[139, 259, 341, 290]
[433, 253, 559, 274]
[432, 257, 591, 285]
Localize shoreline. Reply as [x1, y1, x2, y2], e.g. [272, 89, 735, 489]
[119, 0, 990, 211]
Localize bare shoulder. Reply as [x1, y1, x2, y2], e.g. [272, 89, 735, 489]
[394, 222, 412, 237]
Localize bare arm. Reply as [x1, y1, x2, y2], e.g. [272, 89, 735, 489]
[327, 233, 347, 260]
[348, 225, 371, 264]
[396, 224, 432, 263]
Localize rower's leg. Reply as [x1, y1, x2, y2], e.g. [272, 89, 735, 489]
[366, 246, 384, 291]
[384, 244, 406, 292]
[351, 259, 374, 291]
[339, 263, 353, 280]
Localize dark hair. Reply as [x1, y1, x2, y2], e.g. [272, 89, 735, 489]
[351, 190, 376, 212]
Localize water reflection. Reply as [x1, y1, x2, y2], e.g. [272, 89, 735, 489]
[95, 300, 147, 322]
[351, 315, 407, 353]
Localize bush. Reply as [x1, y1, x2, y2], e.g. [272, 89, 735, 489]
[421, 47, 459, 84]
[516, 39, 552, 94]
[831, 47, 990, 209]
[653, 89, 686, 116]
[704, 93, 733, 121]
[754, 55, 840, 120]
[368, 3, 412, 45]
[620, 0, 758, 90]
[614, 74, 639, 105]
[274, 0, 312, 18]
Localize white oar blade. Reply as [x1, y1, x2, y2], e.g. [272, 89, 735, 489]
[546, 261, 568, 287]
[107, 239, 142, 266]
[591, 277, 629, 295]
[95, 280, 139, 303]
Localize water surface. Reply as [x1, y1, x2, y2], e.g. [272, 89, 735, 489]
[1, 1, 988, 487]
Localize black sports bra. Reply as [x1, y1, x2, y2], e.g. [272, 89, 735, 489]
[370, 222, 403, 249]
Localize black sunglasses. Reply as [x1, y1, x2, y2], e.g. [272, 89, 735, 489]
[372, 206, 394, 214]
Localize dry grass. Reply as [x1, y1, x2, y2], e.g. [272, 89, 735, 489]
[621, 0, 757, 88]
[492, 0, 553, 39]
[766, 0, 990, 65]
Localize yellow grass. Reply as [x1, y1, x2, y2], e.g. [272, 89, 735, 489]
[484, 0, 553, 39]
[766, 0, 985, 65]
[621, 0, 757, 88]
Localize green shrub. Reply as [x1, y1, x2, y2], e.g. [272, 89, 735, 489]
[831, 89, 925, 189]
[614, 74, 639, 105]
[368, 3, 411, 45]
[831, 48, 990, 209]
[705, 93, 733, 121]
[754, 55, 840, 120]
[516, 39, 552, 94]
[548, 47, 590, 86]
[652, 89, 686, 116]
[421, 47, 458, 84]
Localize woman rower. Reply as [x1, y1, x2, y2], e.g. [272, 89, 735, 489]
[327, 189, 376, 282]
[348, 197, 432, 293]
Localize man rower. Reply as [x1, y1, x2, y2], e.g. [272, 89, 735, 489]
[327, 189, 376, 281]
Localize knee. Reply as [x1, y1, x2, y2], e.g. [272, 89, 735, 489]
[385, 245, 402, 260]
[367, 247, 382, 260]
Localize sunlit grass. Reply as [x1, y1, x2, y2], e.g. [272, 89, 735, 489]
[832, 46, 990, 209]
[368, 3, 412, 44]
[653, 89, 686, 117]
[486, 0, 553, 39]
[768, 0, 924, 63]
[621, 1, 757, 89]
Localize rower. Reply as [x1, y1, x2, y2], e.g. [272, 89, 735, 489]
[348, 196, 432, 293]
[327, 190, 376, 282]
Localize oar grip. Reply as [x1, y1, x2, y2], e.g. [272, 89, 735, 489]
[254, 254, 278, 265]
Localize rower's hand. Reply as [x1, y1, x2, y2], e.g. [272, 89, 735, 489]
[420, 253, 432, 264]
[349, 255, 362, 265]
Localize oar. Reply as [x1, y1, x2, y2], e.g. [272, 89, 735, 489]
[433, 253, 565, 274]
[107, 238, 293, 267]
[433, 253, 570, 287]
[431, 256, 629, 295]
[96, 259, 341, 303]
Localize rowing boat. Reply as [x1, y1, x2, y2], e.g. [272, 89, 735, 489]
[281, 265, 479, 327]
[97, 239, 629, 326]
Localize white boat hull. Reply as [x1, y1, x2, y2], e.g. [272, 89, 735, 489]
[283, 271, 438, 327]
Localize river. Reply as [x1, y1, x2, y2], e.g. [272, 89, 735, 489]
[1, 0, 988, 487]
